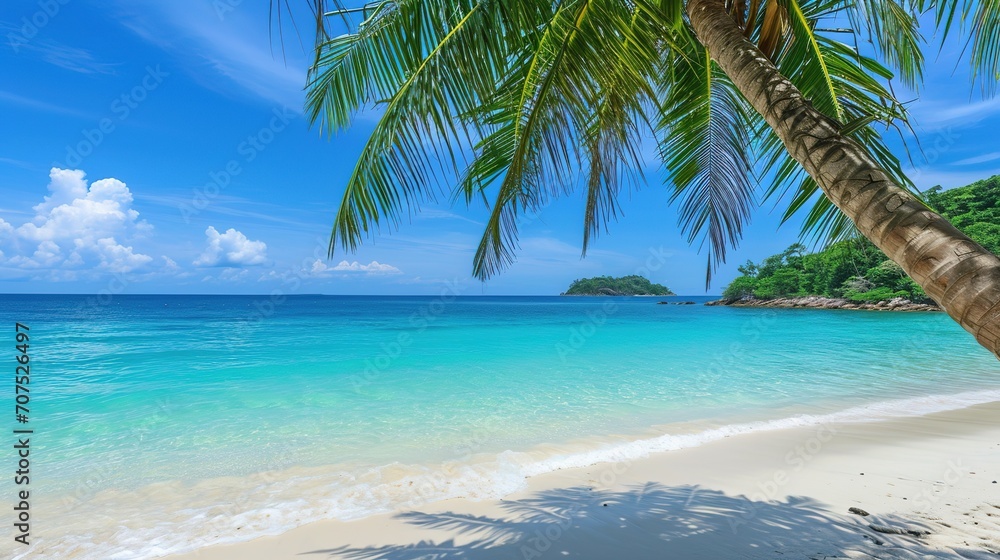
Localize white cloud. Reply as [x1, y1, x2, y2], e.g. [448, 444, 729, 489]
[414, 208, 484, 226]
[330, 260, 402, 275]
[95, 238, 153, 273]
[908, 167, 1000, 190]
[10, 35, 117, 75]
[30, 168, 89, 215]
[309, 259, 330, 275]
[912, 97, 1000, 127]
[114, 2, 306, 109]
[219, 268, 249, 281]
[19, 169, 144, 244]
[298, 259, 403, 278]
[518, 236, 633, 262]
[194, 226, 268, 267]
[10, 240, 63, 269]
[298, 259, 403, 277]
[951, 151, 1000, 166]
[253, 258, 401, 284]
[0, 168, 154, 274]
[0, 89, 93, 119]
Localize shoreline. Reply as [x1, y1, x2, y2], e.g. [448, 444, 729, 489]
[558, 293, 677, 297]
[706, 295, 942, 312]
[167, 400, 1000, 560]
[14, 296, 996, 560]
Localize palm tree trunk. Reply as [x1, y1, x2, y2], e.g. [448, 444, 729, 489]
[685, 0, 1000, 359]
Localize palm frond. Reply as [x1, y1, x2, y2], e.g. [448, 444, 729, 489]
[308, 0, 673, 279]
[916, 0, 1000, 94]
[782, 0, 844, 120]
[308, 0, 535, 256]
[844, 0, 924, 88]
[581, 5, 659, 254]
[468, 0, 667, 279]
[302, 0, 991, 286]
[306, 1, 409, 133]
[758, 12, 914, 249]
[658, 39, 757, 288]
[757, 0, 790, 60]
[470, 0, 593, 280]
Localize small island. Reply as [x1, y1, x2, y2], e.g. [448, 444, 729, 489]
[561, 275, 674, 296]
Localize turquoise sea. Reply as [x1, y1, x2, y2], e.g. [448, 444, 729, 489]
[2, 294, 999, 559]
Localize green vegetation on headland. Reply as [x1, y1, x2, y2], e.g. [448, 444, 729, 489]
[721, 240, 931, 304]
[562, 275, 674, 296]
[721, 175, 1000, 305]
[924, 175, 1000, 255]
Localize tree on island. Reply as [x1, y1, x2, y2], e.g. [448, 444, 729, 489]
[563, 275, 674, 296]
[924, 176, 1000, 256]
[299, 0, 1000, 358]
[722, 175, 1000, 304]
[722, 240, 932, 303]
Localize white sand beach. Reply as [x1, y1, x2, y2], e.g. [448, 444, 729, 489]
[168, 401, 1000, 559]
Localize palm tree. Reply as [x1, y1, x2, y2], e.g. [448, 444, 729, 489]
[302, 0, 1000, 358]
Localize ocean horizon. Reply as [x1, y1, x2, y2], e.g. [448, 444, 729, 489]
[4, 294, 999, 559]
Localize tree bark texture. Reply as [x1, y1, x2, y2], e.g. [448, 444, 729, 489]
[686, 0, 1000, 358]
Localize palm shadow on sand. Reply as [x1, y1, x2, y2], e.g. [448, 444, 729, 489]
[301, 482, 993, 559]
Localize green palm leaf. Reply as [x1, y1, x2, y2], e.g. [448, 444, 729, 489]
[844, 0, 923, 88]
[757, 1, 914, 249]
[302, 0, 998, 286]
[461, 0, 668, 279]
[658, 38, 756, 287]
[308, 0, 537, 257]
[917, 0, 1000, 92]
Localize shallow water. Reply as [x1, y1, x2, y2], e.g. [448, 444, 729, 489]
[2, 294, 997, 559]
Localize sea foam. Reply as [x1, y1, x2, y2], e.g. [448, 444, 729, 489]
[15, 388, 1000, 560]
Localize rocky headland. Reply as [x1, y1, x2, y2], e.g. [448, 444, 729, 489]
[705, 295, 940, 312]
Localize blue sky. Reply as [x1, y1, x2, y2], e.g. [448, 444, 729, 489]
[1, 1, 999, 296]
